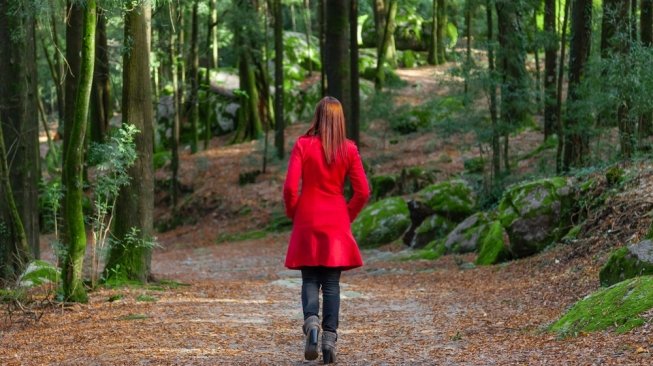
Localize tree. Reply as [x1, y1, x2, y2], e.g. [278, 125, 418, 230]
[436, 0, 447, 64]
[428, 0, 437, 65]
[62, 0, 97, 302]
[90, 9, 111, 144]
[170, 3, 181, 210]
[373, 0, 397, 67]
[486, 0, 500, 179]
[640, 0, 653, 139]
[274, 0, 285, 158]
[204, 0, 218, 150]
[562, 0, 592, 170]
[105, 0, 154, 283]
[375, 0, 397, 90]
[543, 0, 557, 140]
[189, 0, 200, 153]
[496, 0, 531, 172]
[325, 0, 352, 124]
[350, 0, 360, 146]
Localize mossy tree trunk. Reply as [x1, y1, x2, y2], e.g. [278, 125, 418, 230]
[486, 0, 500, 180]
[428, 0, 437, 65]
[640, 0, 653, 140]
[374, 0, 397, 90]
[373, 0, 397, 68]
[62, 0, 97, 302]
[274, 0, 285, 159]
[189, 0, 200, 153]
[555, 0, 570, 172]
[105, 0, 154, 283]
[204, 0, 218, 150]
[325, 0, 352, 124]
[90, 9, 111, 144]
[436, 0, 446, 64]
[544, 0, 557, 140]
[562, 0, 592, 170]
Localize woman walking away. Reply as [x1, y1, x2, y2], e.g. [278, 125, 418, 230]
[283, 97, 370, 363]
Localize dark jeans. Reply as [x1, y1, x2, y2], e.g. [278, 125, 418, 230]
[301, 266, 342, 334]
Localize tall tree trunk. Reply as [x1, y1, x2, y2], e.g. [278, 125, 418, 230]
[463, 0, 472, 101]
[212, 0, 219, 69]
[562, 0, 592, 170]
[496, 0, 531, 172]
[640, 0, 653, 139]
[486, 0, 500, 180]
[350, 0, 360, 146]
[90, 10, 111, 144]
[204, 0, 217, 150]
[428, 0, 437, 65]
[544, 0, 557, 140]
[105, 0, 154, 283]
[375, 0, 397, 90]
[325, 0, 352, 124]
[555, 0, 570, 172]
[62, 0, 96, 302]
[189, 0, 200, 153]
[303, 0, 314, 75]
[50, 11, 65, 126]
[274, 0, 285, 159]
[532, 8, 542, 111]
[632, 0, 639, 42]
[319, 0, 327, 96]
[373, 0, 397, 67]
[436, 0, 447, 64]
[170, 4, 180, 211]
[177, 7, 186, 110]
[0, 0, 36, 281]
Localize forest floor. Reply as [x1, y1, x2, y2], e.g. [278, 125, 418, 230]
[1, 66, 652, 365]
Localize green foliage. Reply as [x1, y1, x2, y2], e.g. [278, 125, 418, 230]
[403, 240, 448, 261]
[38, 177, 63, 235]
[104, 227, 159, 283]
[153, 150, 171, 170]
[18, 260, 60, 287]
[352, 197, 411, 248]
[550, 276, 653, 336]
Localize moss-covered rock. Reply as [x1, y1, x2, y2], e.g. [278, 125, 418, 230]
[444, 213, 490, 254]
[352, 197, 410, 248]
[416, 180, 476, 222]
[498, 177, 574, 258]
[550, 276, 653, 336]
[370, 175, 398, 201]
[475, 221, 511, 265]
[403, 240, 447, 261]
[599, 241, 653, 287]
[18, 260, 60, 287]
[410, 214, 456, 249]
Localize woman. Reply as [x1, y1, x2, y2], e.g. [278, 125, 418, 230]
[283, 97, 370, 363]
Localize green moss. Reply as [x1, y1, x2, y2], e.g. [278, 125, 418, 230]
[599, 246, 653, 287]
[562, 224, 582, 242]
[412, 214, 456, 248]
[550, 276, 653, 337]
[18, 260, 60, 287]
[216, 230, 267, 243]
[352, 197, 410, 248]
[475, 221, 510, 265]
[605, 166, 625, 187]
[417, 180, 476, 221]
[403, 240, 447, 261]
[463, 157, 485, 174]
[371, 175, 398, 200]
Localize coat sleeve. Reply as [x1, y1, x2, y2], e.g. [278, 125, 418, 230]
[346, 143, 370, 222]
[283, 140, 303, 219]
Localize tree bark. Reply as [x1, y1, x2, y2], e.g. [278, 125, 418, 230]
[325, 0, 352, 124]
[555, 0, 570, 172]
[105, 0, 154, 283]
[375, 0, 397, 90]
[304, 0, 314, 75]
[428, 0, 437, 65]
[486, 0, 500, 180]
[90, 10, 111, 144]
[319, 0, 326, 96]
[373, 0, 397, 67]
[562, 0, 592, 170]
[62, 0, 96, 302]
[170, 3, 180, 211]
[274, 0, 285, 159]
[436, 0, 447, 64]
[350, 0, 360, 146]
[544, 0, 557, 140]
[640, 0, 653, 139]
[189, 0, 200, 153]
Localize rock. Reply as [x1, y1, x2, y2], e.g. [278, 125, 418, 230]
[549, 276, 653, 336]
[599, 241, 653, 286]
[370, 175, 398, 201]
[416, 180, 476, 222]
[402, 200, 436, 246]
[498, 177, 574, 258]
[410, 214, 456, 249]
[475, 221, 511, 265]
[352, 197, 410, 248]
[18, 260, 60, 287]
[444, 213, 490, 254]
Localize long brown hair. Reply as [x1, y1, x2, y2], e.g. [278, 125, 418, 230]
[305, 97, 349, 164]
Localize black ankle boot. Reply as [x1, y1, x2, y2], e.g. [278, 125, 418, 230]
[303, 315, 320, 360]
[322, 331, 337, 364]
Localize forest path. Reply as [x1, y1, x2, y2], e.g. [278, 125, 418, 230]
[2, 233, 651, 365]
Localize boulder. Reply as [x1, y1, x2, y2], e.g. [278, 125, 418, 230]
[402, 200, 436, 246]
[475, 221, 511, 265]
[18, 260, 60, 287]
[410, 214, 456, 249]
[370, 175, 398, 201]
[444, 212, 490, 254]
[416, 180, 476, 222]
[599, 241, 653, 286]
[352, 197, 410, 248]
[498, 177, 574, 258]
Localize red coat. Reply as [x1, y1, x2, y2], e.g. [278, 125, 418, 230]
[283, 136, 370, 270]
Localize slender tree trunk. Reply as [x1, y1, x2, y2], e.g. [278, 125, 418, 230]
[486, 0, 500, 180]
[304, 0, 314, 75]
[62, 0, 96, 302]
[170, 4, 180, 211]
[50, 11, 65, 125]
[212, 0, 219, 69]
[105, 0, 154, 283]
[373, 0, 397, 67]
[319, 0, 327, 96]
[562, 0, 592, 170]
[274, 0, 285, 159]
[436, 0, 447, 64]
[291, 4, 297, 31]
[178, 7, 186, 110]
[544, 0, 557, 140]
[632, 0, 639, 42]
[189, 0, 200, 153]
[640, 0, 653, 139]
[533, 9, 542, 111]
[90, 10, 111, 144]
[204, 0, 217, 150]
[428, 0, 437, 65]
[325, 0, 352, 124]
[463, 0, 472, 102]
[555, 0, 570, 172]
[0, 0, 36, 281]
[375, 0, 397, 90]
[350, 0, 360, 146]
